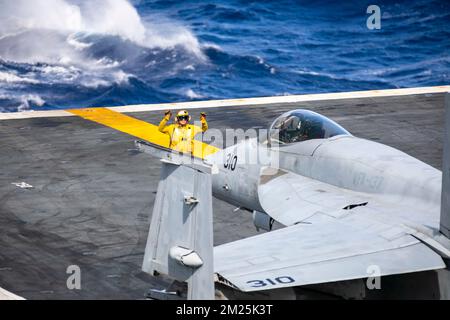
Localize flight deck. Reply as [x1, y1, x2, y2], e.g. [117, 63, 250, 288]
[0, 87, 448, 299]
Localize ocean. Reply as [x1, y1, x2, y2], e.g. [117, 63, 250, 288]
[0, 0, 448, 112]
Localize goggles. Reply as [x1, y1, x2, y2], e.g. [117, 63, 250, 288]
[177, 115, 189, 121]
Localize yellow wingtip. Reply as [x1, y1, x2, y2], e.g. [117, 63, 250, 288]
[68, 107, 220, 159]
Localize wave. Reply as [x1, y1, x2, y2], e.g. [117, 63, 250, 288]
[0, 71, 40, 84]
[0, 0, 207, 111]
[0, 93, 45, 112]
[0, 0, 203, 52]
[0, 0, 447, 113]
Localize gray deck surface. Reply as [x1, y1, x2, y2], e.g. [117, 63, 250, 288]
[0, 92, 445, 299]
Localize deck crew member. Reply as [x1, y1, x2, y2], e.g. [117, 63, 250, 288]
[158, 110, 208, 153]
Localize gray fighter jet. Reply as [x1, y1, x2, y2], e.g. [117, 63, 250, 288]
[139, 96, 450, 299]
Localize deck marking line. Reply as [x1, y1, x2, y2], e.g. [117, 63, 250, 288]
[68, 108, 220, 159]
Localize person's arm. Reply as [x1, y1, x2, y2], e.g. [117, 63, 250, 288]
[159, 111, 172, 133]
[192, 113, 208, 136]
[200, 112, 208, 132]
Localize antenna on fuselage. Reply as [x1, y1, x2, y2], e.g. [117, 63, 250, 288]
[441, 93, 450, 238]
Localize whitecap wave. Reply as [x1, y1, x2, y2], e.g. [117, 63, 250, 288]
[17, 95, 46, 112]
[0, 92, 45, 111]
[0, 0, 203, 53]
[0, 71, 40, 84]
[0, 0, 207, 111]
[0, 0, 206, 70]
[185, 89, 204, 99]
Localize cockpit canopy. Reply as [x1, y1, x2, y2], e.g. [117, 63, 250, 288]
[269, 109, 350, 144]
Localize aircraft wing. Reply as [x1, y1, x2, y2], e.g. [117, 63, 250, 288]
[215, 170, 445, 292]
[69, 108, 220, 159]
[214, 212, 445, 292]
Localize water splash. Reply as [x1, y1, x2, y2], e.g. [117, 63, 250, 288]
[0, 0, 202, 51]
[0, 0, 206, 111]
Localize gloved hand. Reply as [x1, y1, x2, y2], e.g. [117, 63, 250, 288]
[200, 112, 207, 121]
[164, 110, 172, 119]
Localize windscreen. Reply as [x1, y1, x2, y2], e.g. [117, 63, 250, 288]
[269, 109, 350, 144]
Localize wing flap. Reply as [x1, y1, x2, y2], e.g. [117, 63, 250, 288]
[258, 171, 371, 226]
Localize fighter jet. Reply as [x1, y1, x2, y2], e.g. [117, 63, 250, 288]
[133, 100, 450, 299]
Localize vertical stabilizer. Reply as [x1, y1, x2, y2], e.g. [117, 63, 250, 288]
[441, 93, 450, 238]
[142, 159, 214, 300]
